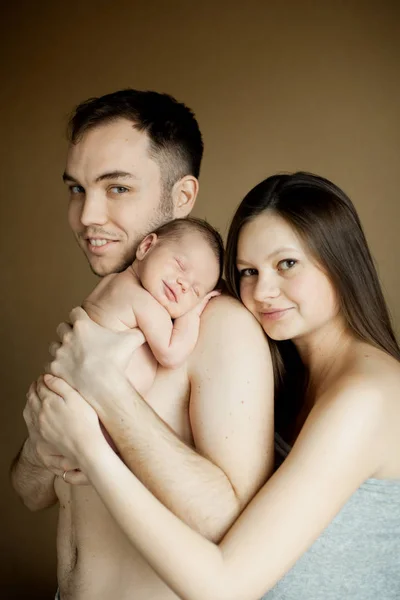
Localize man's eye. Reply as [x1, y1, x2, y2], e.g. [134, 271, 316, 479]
[69, 185, 84, 195]
[278, 259, 297, 271]
[110, 186, 129, 194]
[239, 268, 258, 277]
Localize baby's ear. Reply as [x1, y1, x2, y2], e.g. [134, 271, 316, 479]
[136, 233, 158, 260]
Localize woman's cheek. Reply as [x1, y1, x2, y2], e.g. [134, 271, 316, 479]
[240, 280, 255, 312]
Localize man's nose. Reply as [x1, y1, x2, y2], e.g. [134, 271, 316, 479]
[253, 274, 280, 302]
[80, 193, 108, 226]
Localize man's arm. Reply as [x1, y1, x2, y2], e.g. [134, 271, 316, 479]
[50, 297, 274, 541]
[10, 438, 58, 511]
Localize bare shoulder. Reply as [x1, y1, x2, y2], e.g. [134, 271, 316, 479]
[337, 344, 400, 407]
[309, 346, 400, 472]
[198, 293, 267, 343]
[189, 293, 272, 376]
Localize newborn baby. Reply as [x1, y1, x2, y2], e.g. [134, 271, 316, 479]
[83, 217, 223, 396]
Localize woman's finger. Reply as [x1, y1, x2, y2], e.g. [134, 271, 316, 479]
[65, 469, 90, 486]
[49, 341, 61, 357]
[69, 306, 88, 324]
[56, 321, 72, 343]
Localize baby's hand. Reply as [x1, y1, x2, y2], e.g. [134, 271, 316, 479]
[194, 290, 221, 317]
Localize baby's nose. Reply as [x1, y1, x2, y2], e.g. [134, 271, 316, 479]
[177, 276, 190, 292]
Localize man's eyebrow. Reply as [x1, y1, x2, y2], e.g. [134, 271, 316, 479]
[62, 171, 77, 183]
[95, 171, 139, 183]
[62, 170, 139, 184]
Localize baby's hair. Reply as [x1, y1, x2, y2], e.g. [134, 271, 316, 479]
[152, 217, 224, 282]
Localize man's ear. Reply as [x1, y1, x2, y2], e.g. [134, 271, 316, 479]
[136, 233, 158, 261]
[172, 175, 199, 218]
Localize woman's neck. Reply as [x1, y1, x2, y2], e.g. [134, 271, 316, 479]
[293, 316, 354, 396]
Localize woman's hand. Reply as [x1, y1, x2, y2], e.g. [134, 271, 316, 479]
[48, 306, 145, 400]
[23, 380, 89, 484]
[36, 374, 106, 470]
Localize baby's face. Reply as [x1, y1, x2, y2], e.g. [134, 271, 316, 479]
[140, 233, 220, 318]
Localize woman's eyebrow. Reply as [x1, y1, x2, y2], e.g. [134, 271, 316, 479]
[237, 246, 300, 264]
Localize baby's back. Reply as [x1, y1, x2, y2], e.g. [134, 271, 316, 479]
[83, 267, 157, 395]
[83, 268, 139, 331]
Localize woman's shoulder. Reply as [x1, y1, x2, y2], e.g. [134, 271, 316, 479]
[314, 343, 400, 477]
[322, 343, 399, 405]
[343, 342, 400, 391]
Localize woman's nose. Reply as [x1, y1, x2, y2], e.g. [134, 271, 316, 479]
[253, 276, 280, 302]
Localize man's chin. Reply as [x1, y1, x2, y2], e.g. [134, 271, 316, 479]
[87, 256, 132, 277]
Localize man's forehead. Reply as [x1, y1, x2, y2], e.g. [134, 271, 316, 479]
[65, 120, 158, 181]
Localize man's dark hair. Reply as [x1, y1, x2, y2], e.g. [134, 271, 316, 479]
[67, 89, 204, 193]
[153, 217, 224, 284]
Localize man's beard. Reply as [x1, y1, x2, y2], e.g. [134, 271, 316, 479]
[89, 189, 175, 277]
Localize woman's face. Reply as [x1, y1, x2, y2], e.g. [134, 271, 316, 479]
[237, 211, 339, 341]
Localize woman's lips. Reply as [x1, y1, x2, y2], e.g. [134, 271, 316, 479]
[260, 308, 293, 321]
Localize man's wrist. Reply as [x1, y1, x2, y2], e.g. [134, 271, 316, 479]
[21, 438, 46, 470]
[91, 367, 138, 424]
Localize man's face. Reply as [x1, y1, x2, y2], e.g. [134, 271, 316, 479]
[65, 119, 175, 276]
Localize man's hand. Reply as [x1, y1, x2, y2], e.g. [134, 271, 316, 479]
[24, 378, 89, 485]
[48, 307, 145, 399]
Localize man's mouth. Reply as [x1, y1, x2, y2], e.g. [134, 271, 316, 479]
[88, 239, 109, 247]
[84, 237, 118, 254]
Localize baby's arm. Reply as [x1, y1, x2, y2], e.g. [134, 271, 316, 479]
[133, 290, 219, 370]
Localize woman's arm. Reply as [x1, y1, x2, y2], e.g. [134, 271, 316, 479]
[37, 375, 388, 600]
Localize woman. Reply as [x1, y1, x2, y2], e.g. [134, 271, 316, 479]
[37, 172, 400, 599]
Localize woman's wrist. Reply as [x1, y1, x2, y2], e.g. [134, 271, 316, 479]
[79, 437, 122, 486]
[78, 435, 114, 476]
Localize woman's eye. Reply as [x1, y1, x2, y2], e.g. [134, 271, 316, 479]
[69, 185, 84, 195]
[239, 268, 258, 277]
[278, 259, 297, 271]
[110, 186, 129, 194]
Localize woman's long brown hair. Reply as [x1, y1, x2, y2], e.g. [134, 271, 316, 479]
[225, 173, 400, 428]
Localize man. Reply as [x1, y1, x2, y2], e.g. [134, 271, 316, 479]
[11, 90, 274, 600]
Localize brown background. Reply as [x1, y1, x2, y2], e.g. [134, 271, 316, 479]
[1, 1, 399, 597]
